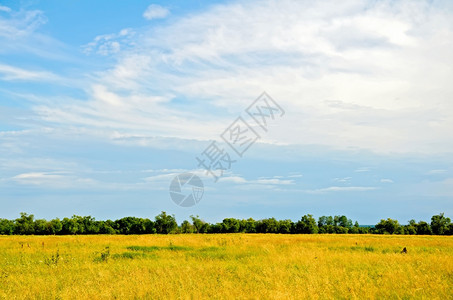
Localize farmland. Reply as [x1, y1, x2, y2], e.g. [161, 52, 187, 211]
[0, 234, 452, 299]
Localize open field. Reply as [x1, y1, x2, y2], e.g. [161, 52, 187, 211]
[0, 234, 452, 299]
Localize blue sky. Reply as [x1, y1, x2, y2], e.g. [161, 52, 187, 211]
[0, 0, 452, 224]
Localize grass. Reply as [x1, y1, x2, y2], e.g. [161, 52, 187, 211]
[0, 234, 452, 299]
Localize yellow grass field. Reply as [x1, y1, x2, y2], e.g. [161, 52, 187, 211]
[0, 234, 452, 299]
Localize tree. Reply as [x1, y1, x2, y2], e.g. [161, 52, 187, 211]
[338, 216, 353, 229]
[375, 218, 400, 234]
[446, 223, 453, 235]
[191, 215, 208, 233]
[99, 220, 117, 234]
[431, 213, 451, 235]
[241, 218, 256, 233]
[207, 223, 222, 233]
[181, 220, 194, 233]
[357, 227, 369, 234]
[81, 216, 99, 234]
[155, 211, 177, 234]
[404, 220, 417, 235]
[221, 218, 241, 233]
[34, 219, 48, 235]
[15, 213, 35, 235]
[255, 218, 279, 233]
[144, 219, 156, 234]
[61, 216, 80, 235]
[326, 216, 334, 226]
[415, 221, 432, 235]
[349, 221, 360, 234]
[318, 216, 328, 227]
[69, 215, 86, 234]
[335, 226, 348, 234]
[278, 219, 294, 234]
[296, 214, 318, 234]
[0, 219, 15, 235]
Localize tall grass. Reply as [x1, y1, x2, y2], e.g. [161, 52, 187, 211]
[0, 234, 452, 299]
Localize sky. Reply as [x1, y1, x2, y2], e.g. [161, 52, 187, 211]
[0, 0, 452, 225]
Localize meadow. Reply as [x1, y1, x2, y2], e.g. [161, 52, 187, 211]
[0, 234, 452, 299]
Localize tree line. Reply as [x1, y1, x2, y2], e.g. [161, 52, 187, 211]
[0, 212, 452, 235]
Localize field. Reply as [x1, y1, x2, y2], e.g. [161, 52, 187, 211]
[0, 234, 452, 299]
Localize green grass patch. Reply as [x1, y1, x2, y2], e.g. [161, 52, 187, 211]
[112, 252, 149, 260]
[350, 246, 375, 252]
[126, 245, 192, 252]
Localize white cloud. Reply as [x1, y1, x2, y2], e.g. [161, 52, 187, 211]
[0, 5, 11, 13]
[13, 172, 65, 180]
[11, 172, 96, 188]
[380, 178, 394, 183]
[143, 4, 169, 20]
[334, 177, 352, 183]
[0, 63, 59, 81]
[29, 0, 453, 154]
[427, 169, 447, 175]
[255, 178, 294, 185]
[306, 186, 377, 193]
[142, 168, 190, 174]
[288, 174, 303, 178]
[218, 176, 247, 184]
[0, 8, 46, 38]
[83, 28, 135, 55]
[218, 175, 294, 185]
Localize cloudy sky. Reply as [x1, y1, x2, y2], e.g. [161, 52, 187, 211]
[0, 0, 452, 224]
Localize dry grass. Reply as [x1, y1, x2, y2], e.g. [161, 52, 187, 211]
[0, 234, 452, 299]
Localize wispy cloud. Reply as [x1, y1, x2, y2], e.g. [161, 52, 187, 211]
[0, 64, 59, 81]
[82, 28, 136, 55]
[1, 1, 452, 222]
[427, 169, 447, 175]
[219, 175, 294, 186]
[0, 8, 46, 38]
[11, 172, 96, 188]
[334, 177, 352, 183]
[380, 178, 394, 183]
[28, 0, 453, 154]
[0, 5, 11, 13]
[143, 4, 169, 20]
[306, 186, 377, 194]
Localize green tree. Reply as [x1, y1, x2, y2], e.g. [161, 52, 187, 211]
[326, 216, 334, 226]
[241, 218, 256, 233]
[296, 214, 318, 234]
[349, 221, 360, 234]
[338, 216, 353, 228]
[221, 218, 240, 233]
[34, 219, 48, 235]
[181, 220, 194, 233]
[190, 215, 208, 233]
[278, 219, 294, 234]
[15, 213, 35, 235]
[404, 220, 417, 235]
[0, 219, 15, 235]
[415, 221, 432, 235]
[431, 213, 451, 235]
[155, 211, 177, 234]
[144, 219, 156, 234]
[256, 218, 280, 233]
[62, 216, 80, 234]
[98, 220, 117, 234]
[446, 223, 453, 235]
[81, 216, 99, 234]
[318, 216, 328, 227]
[375, 218, 400, 234]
